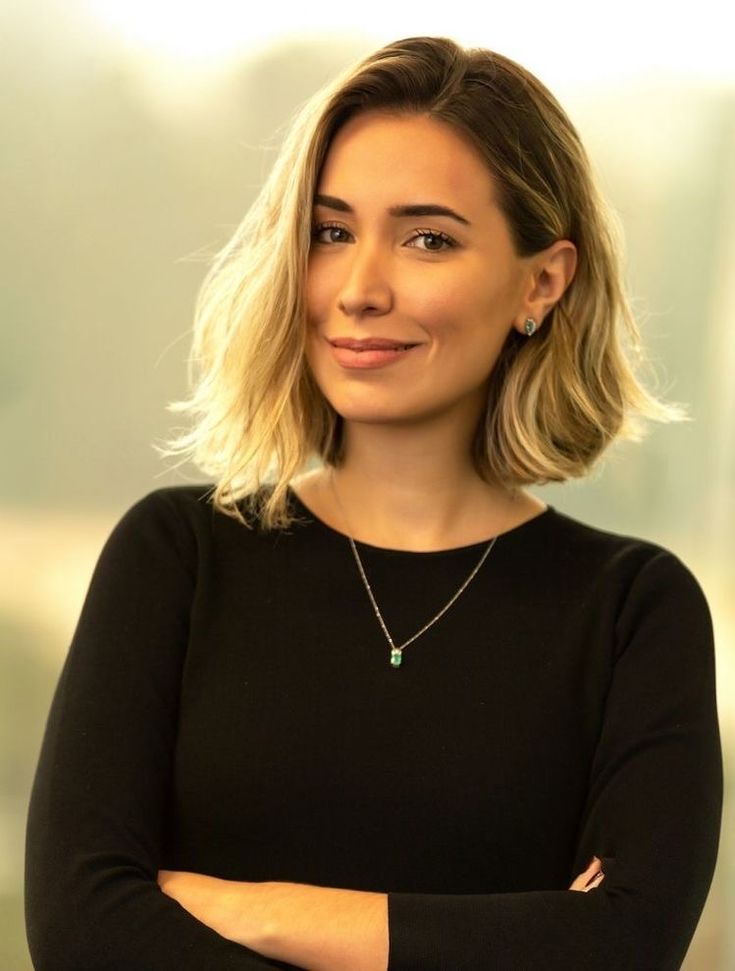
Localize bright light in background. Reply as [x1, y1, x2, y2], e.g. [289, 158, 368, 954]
[81, 0, 734, 87]
[82, 0, 284, 64]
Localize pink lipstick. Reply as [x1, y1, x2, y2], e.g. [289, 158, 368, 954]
[328, 337, 422, 369]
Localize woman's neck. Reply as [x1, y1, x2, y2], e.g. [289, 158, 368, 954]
[291, 423, 545, 552]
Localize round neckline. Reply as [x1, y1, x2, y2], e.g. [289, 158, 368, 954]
[286, 484, 554, 557]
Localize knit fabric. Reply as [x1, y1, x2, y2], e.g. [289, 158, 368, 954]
[25, 485, 723, 970]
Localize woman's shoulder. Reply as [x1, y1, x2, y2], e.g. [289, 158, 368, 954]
[113, 482, 294, 546]
[128, 483, 218, 517]
[110, 483, 218, 535]
[93, 484, 216, 567]
[539, 504, 709, 610]
[542, 503, 658, 546]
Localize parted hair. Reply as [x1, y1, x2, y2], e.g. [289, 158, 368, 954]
[159, 35, 683, 529]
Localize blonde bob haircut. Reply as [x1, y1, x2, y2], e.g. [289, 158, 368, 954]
[160, 35, 683, 530]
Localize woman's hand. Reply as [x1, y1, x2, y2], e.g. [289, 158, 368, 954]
[569, 856, 605, 892]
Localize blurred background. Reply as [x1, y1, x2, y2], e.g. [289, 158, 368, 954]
[2, 0, 733, 966]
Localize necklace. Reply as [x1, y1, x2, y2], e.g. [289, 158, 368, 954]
[329, 471, 501, 669]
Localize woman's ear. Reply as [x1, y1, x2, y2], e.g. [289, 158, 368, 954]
[516, 240, 577, 335]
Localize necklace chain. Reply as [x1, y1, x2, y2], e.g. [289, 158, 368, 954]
[329, 471, 500, 669]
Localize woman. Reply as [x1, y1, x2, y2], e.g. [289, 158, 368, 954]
[26, 36, 722, 970]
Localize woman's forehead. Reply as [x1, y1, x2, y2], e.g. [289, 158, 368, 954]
[317, 112, 497, 211]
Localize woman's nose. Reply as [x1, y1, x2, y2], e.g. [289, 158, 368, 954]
[336, 242, 393, 317]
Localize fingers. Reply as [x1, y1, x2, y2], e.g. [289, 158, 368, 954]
[583, 870, 605, 891]
[568, 856, 605, 892]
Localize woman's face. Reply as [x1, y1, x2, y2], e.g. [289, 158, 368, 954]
[305, 110, 535, 432]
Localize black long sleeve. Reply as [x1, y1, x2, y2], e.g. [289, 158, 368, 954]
[25, 490, 296, 970]
[25, 485, 722, 970]
[386, 549, 722, 969]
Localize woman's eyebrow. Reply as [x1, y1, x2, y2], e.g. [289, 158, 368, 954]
[313, 193, 472, 227]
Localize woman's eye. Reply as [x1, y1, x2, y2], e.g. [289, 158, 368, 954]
[310, 224, 455, 252]
[408, 230, 456, 252]
[311, 223, 352, 244]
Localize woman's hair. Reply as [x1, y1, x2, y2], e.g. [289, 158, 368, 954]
[158, 35, 684, 530]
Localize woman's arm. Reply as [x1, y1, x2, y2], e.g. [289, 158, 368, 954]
[25, 490, 298, 971]
[159, 551, 718, 971]
[158, 872, 389, 971]
[383, 551, 722, 971]
[156, 858, 604, 969]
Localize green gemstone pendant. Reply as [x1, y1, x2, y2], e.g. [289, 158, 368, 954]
[390, 648, 403, 668]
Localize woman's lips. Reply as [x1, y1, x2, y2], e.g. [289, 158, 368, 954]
[329, 343, 421, 369]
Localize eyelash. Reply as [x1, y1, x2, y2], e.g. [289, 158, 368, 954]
[311, 221, 457, 253]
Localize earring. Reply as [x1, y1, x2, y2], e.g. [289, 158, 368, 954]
[523, 317, 537, 337]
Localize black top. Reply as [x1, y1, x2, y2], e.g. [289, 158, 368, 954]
[25, 485, 723, 970]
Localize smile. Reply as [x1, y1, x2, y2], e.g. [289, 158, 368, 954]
[329, 343, 422, 369]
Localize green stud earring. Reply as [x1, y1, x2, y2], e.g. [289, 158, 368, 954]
[524, 317, 537, 336]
